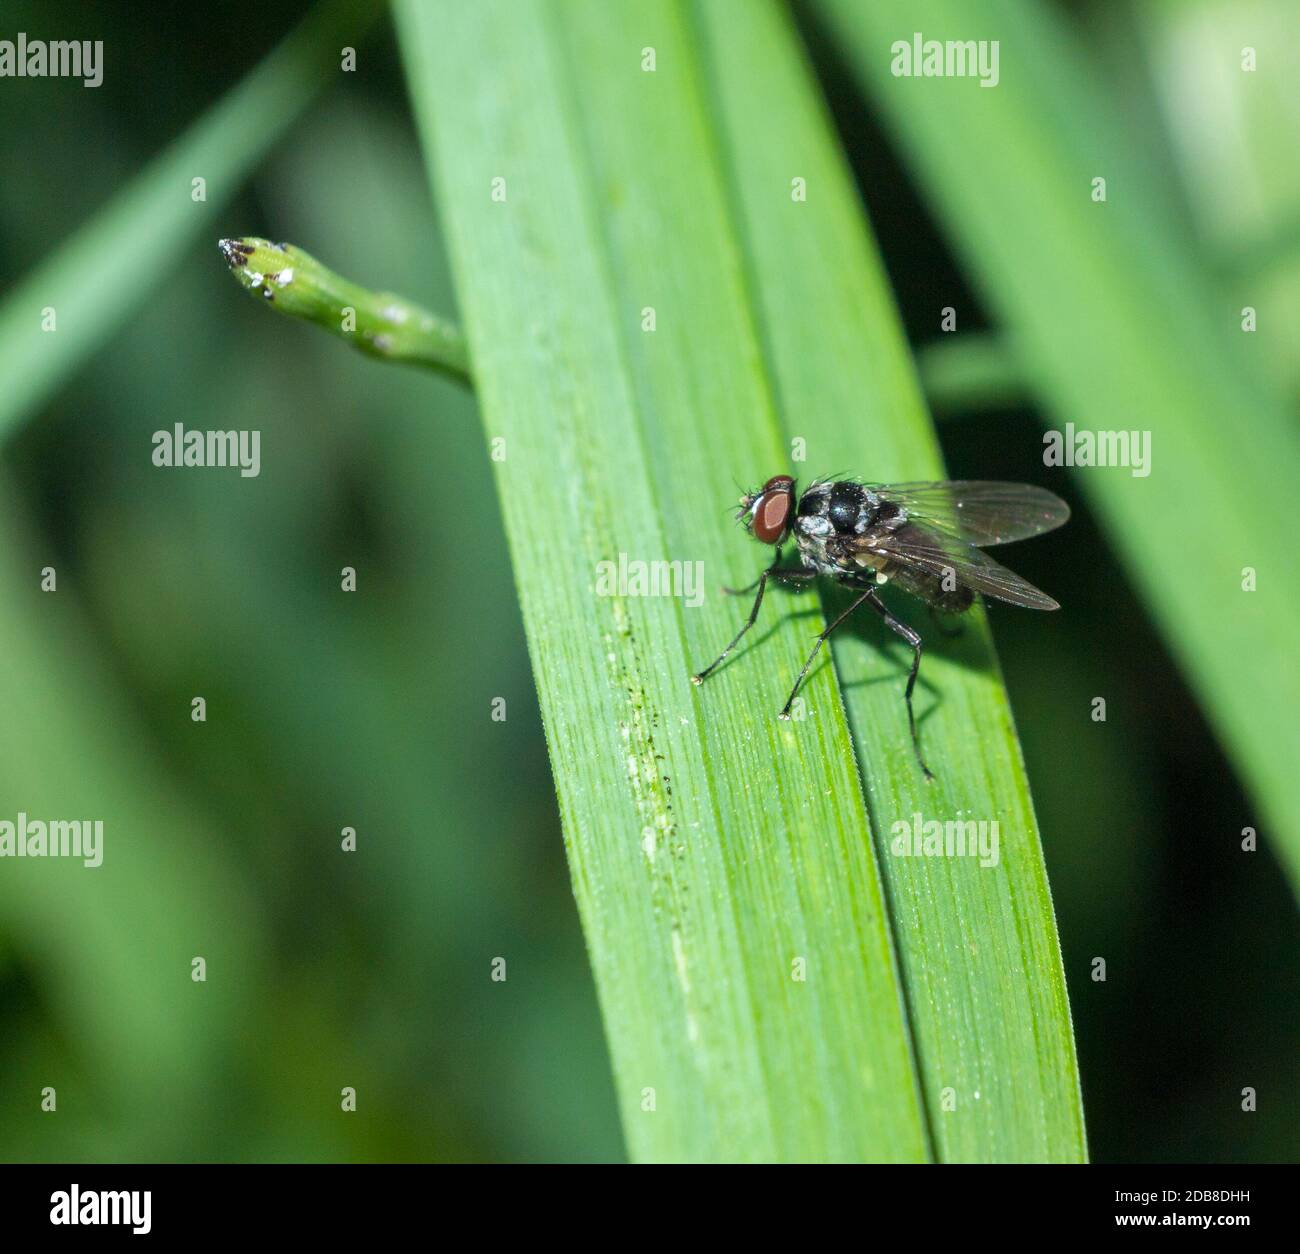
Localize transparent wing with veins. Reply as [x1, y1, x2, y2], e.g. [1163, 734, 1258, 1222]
[868, 480, 1070, 547]
[850, 481, 1068, 610]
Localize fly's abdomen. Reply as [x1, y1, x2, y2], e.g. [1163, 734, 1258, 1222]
[891, 565, 974, 613]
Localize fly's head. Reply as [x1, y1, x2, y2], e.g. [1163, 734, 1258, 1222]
[738, 474, 795, 546]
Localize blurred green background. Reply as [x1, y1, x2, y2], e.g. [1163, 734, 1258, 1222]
[0, 0, 1295, 1162]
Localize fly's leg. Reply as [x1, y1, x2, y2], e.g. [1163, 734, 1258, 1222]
[693, 565, 775, 685]
[866, 591, 934, 781]
[694, 553, 816, 684]
[719, 545, 783, 597]
[720, 548, 816, 596]
[777, 587, 875, 721]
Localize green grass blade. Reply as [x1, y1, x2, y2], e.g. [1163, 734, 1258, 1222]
[395, 0, 930, 1163]
[0, 482, 266, 1137]
[815, 0, 1300, 895]
[696, 0, 1084, 1162]
[396, 0, 1084, 1161]
[917, 334, 1031, 415]
[1136, 0, 1300, 399]
[0, 0, 380, 444]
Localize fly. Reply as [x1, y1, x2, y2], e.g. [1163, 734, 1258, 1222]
[690, 476, 1070, 780]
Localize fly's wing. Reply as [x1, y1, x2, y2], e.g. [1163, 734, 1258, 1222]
[868, 481, 1069, 547]
[851, 522, 1060, 610]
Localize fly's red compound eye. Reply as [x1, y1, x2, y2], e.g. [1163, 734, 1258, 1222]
[752, 477, 794, 544]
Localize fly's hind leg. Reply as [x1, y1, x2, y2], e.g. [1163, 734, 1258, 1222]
[865, 590, 935, 782]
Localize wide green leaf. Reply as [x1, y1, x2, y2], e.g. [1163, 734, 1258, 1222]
[394, 0, 927, 1163]
[396, 0, 1083, 1161]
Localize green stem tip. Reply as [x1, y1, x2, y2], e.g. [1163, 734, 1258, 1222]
[218, 237, 471, 384]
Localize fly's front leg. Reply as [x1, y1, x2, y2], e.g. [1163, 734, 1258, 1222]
[865, 590, 934, 781]
[692, 564, 774, 685]
[694, 552, 817, 687]
[721, 547, 815, 595]
[778, 587, 875, 720]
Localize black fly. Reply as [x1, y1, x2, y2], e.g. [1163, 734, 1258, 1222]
[690, 476, 1069, 779]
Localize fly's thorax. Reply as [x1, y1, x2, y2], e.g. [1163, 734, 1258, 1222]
[828, 481, 866, 533]
[797, 480, 898, 537]
[793, 530, 830, 575]
[793, 482, 832, 545]
[794, 481, 856, 576]
[795, 480, 831, 518]
[794, 527, 863, 579]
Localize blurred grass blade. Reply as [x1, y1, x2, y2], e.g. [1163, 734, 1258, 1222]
[816, 0, 1300, 894]
[397, 0, 1083, 1161]
[696, 0, 1083, 1162]
[0, 477, 265, 1131]
[219, 236, 470, 380]
[0, 0, 380, 443]
[0, 0, 377, 1147]
[1136, 0, 1300, 398]
[396, 0, 929, 1163]
[917, 334, 1031, 415]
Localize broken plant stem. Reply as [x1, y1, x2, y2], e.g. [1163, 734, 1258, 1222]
[218, 237, 471, 384]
